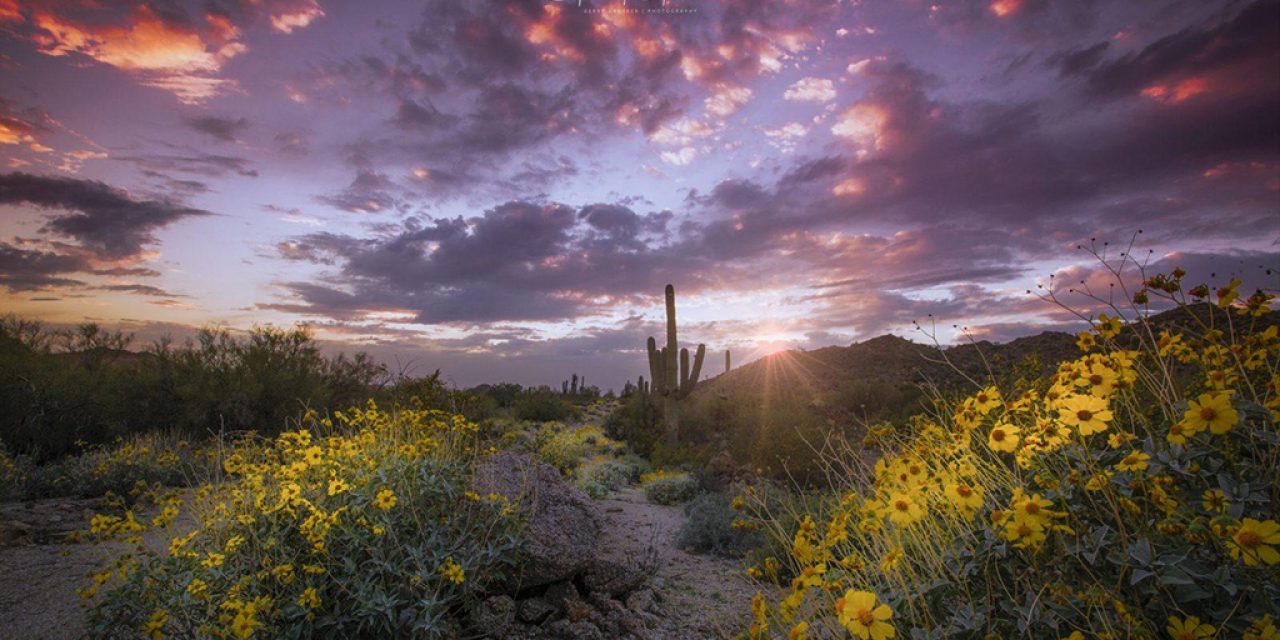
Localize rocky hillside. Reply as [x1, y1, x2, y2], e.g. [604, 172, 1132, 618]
[690, 304, 1276, 429]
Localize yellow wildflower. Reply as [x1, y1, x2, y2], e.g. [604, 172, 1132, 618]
[1183, 392, 1238, 435]
[835, 590, 895, 640]
[1167, 615, 1214, 640]
[1115, 451, 1149, 473]
[1229, 518, 1280, 566]
[439, 557, 465, 584]
[1058, 394, 1111, 436]
[142, 609, 167, 640]
[374, 488, 397, 511]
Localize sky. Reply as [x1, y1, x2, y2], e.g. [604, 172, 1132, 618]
[0, 0, 1277, 390]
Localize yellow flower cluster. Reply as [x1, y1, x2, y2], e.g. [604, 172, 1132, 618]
[86, 401, 511, 639]
[736, 274, 1279, 636]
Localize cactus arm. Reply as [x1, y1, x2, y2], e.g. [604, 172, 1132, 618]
[680, 343, 705, 398]
[680, 347, 689, 389]
[647, 337, 664, 391]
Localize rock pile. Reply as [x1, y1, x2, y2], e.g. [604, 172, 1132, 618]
[470, 452, 665, 639]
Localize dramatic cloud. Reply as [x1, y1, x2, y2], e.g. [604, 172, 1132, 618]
[185, 116, 249, 142]
[1, 1, 325, 102]
[0, 172, 210, 260]
[0, 0, 1275, 387]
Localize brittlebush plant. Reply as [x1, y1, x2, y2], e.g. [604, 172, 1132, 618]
[85, 400, 524, 639]
[737, 266, 1279, 639]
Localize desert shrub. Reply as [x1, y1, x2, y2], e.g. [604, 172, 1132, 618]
[574, 457, 636, 499]
[84, 401, 524, 639]
[642, 470, 700, 505]
[513, 388, 578, 422]
[676, 492, 763, 557]
[737, 266, 1280, 638]
[0, 320, 385, 459]
[12, 432, 213, 500]
[537, 426, 619, 473]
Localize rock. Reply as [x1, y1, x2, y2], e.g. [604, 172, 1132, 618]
[580, 559, 647, 597]
[586, 591, 623, 613]
[518, 597, 556, 624]
[563, 598, 595, 624]
[471, 595, 516, 638]
[473, 451, 601, 588]
[544, 581, 580, 611]
[561, 621, 604, 640]
[625, 589, 655, 614]
[0, 520, 33, 546]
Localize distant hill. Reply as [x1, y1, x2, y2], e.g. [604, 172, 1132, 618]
[692, 331, 1077, 426]
[691, 304, 1277, 426]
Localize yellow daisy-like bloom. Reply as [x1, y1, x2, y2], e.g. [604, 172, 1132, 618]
[439, 557, 465, 584]
[142, 609, 167, 640]
[297, 586, 321, 610]
[788, 621, 810, 640]
[987, 423, 1019, 453]
[1081, 362, 1117, 396]
[327, 476, 350, 496]
[1245, 615, 1279, 640]
[1058, 394, 1112, 436]
[1096, 313, 1123, 339]
[374, 488, 397, 511]
[878, 547, 903, 572]
[1115, 451, 1149, 473]
[1201, 489, 1228, 513]
[1076, 331, 1096, 352]
[885, 492, 925, 526]
[1167, 615, 1215, 640]
[1229, 518, 1280, 566]
[972, 386, 1003, 414]
[186, 578, 209, 600]
[945, 483, 983, 514]
[1167, 422, 1191, 445]
[1010, 489, 1053, 528]
[835, 590, 895, 640]
[1183, 392, 1238, 435]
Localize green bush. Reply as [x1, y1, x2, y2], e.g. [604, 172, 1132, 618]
[513, 388, 578, 422]
[574, 457, 639, 499]
[537, 426, 618, 473]
[85, 404, 523, 639]
[676, 492, 762, 557]
[8, 432, 212, 500]
[0, 319, 385, 459]
[642, 472, 699, 505]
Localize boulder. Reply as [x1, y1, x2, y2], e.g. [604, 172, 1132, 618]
[518, 597, 557, 624]
[473, 451, 601, 588]
[471, 595, 516, 638]
[625, 589, 655, 614]
[580, 559, 647, 597]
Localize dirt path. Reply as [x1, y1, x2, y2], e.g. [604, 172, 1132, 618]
[0, 497, 187, 640]
[595, 487, 764, 639]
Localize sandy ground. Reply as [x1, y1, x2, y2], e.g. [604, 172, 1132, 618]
[595, 487, 767, 639]
[0, 497, 188, 640]
[0, 484, 766, 639]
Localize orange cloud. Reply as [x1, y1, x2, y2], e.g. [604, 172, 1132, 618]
[25, 5, 242, 102]
[12, 2, 323, 103]
[1140, 77, 1209, 104]
[270, 1, 325, 34]
[989, 0, 1022, 18]
[831, 104, 890, 155]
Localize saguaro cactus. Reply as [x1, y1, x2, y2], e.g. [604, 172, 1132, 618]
[725, 349, 731, 373]
[646, 284, 705, 444]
